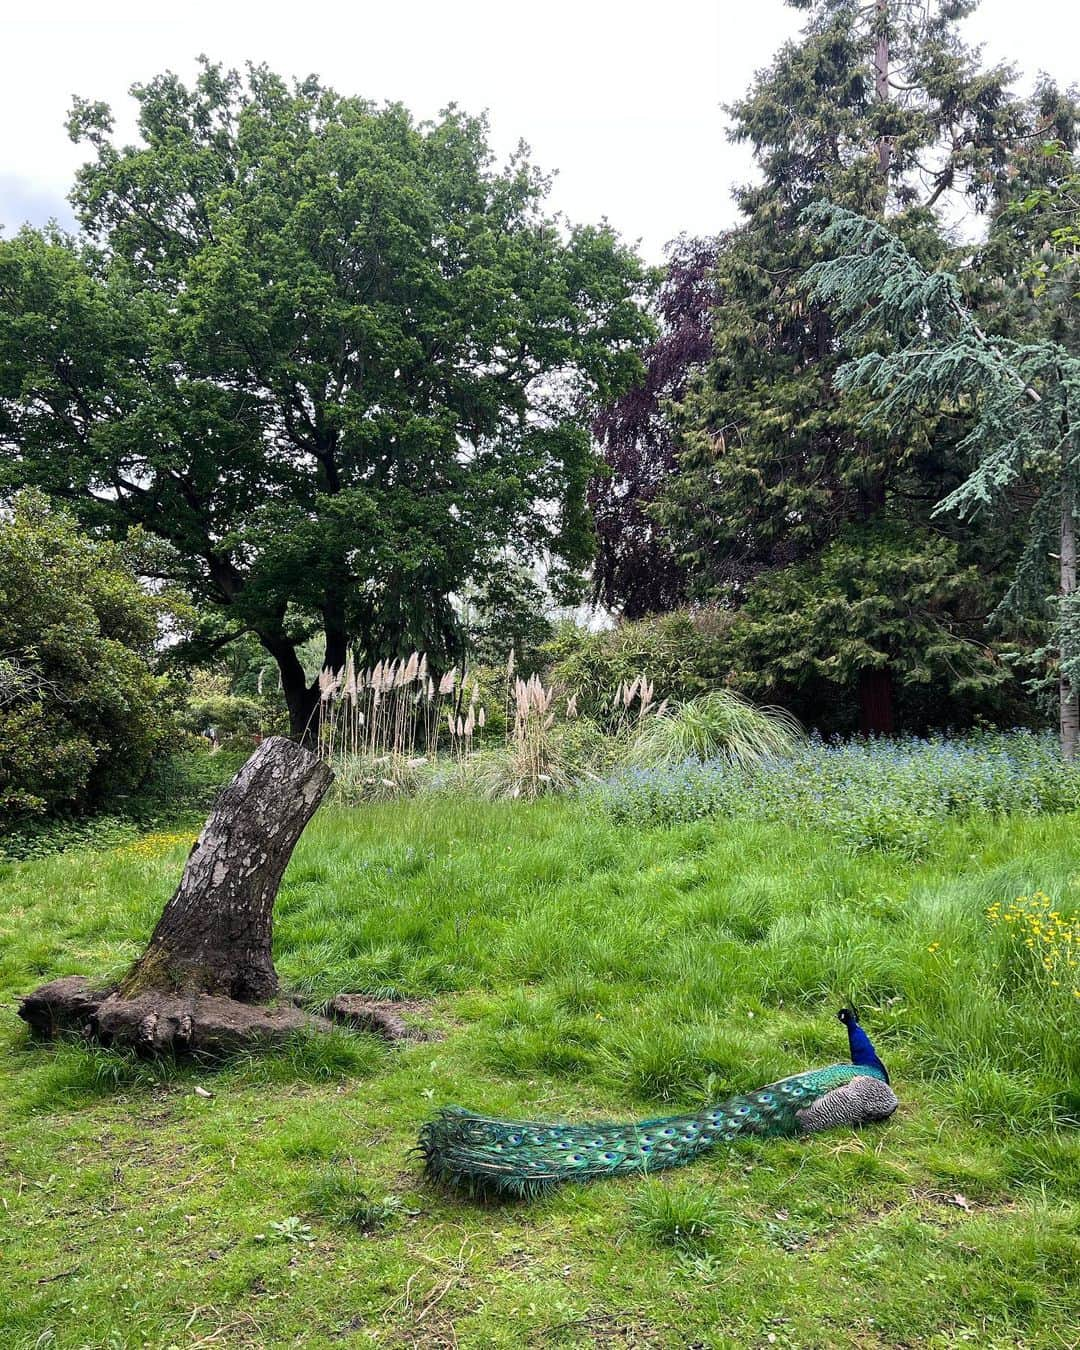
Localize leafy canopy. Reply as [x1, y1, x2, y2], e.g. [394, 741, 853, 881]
[0, 62, 650, 734]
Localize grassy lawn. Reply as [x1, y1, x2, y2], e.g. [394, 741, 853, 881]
[2, 798, 1079, 1348]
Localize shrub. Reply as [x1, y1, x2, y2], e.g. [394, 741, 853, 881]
[178, 670, 266, 740]
[0, 493, 178, 827]
[545, 608, 736, 728]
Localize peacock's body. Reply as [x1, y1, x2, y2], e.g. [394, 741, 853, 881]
[419, 1009, 897, 1197]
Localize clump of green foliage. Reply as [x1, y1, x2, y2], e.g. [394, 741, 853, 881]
[626, 689, 801, 768]
[544, 609, 736, 727]
[629, 1181, 732, 1251]
[306, 1161, 404, 1232]
[0, 493, 178, 828]
[178, 670, 267, 744]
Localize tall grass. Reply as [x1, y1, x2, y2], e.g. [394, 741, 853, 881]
[3, 795, 1079, 1346]
[317, 651, 484, 763]
[317, 651, 490, 801]
[625, 688, 801, 768]
[317, 652, 803, 803]
[319, 652, 631, 802]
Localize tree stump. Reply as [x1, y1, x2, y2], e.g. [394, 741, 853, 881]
[123, 735, 332, 1002]
[17, 737, 346, 1054]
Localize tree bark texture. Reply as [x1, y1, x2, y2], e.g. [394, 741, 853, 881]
[123, 736, 333, 1001]
[1062, 486, 1078, 761]
[874, 0, 892, 181]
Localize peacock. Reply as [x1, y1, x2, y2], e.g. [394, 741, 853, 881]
[418, 1007, 897, 1198]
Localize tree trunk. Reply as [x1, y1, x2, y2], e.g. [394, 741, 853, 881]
[285, 682, 322, 746]
[123, 737, 333, 1000]
[1061, 485, 1078, 761]
[858, 667, 895, 736]
[17, 738, 349, 1054]
[257, 628, 323, 745]
[874, 0, 892, 182]
[19, 736, 425, 1055]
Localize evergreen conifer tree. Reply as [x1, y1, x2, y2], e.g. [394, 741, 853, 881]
[804, 196, 1080, 755]
[606, 0, 1029, 730]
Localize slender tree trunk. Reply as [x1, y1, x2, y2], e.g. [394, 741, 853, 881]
[858, 0, 895, 738]
[123, 737, 333, 1000]
[1061, 481, 1078, 760]
[874, 1, 892, 182]
[258, 628, 322, 745]
[859, 667, 895, 736]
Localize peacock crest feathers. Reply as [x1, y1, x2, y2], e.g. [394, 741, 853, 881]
[419, 1011, 893, 1198]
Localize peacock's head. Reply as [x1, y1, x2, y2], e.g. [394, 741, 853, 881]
[837, 1006, 890, 1084]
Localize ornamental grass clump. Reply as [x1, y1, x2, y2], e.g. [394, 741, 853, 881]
[464, 673, 573, 800]
[625, 689, 801, 769]
[317, 651, 488, 798]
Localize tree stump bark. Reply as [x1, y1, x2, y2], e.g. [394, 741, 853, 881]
[123, 736, 332, 1001]
[20, 737, 425, 1054]
[18, 737, 341, 1053]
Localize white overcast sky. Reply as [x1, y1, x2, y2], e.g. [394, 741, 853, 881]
[2, 0, 1077, 262]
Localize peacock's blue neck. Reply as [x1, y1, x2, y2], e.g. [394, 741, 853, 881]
[842, 1012, 891, 1084]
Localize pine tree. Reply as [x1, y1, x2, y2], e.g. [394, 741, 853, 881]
[804, 197, 1080, 756]
[646, 0, 1026, 731]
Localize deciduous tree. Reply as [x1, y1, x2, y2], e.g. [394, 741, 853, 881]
[0, 63, 649, 741]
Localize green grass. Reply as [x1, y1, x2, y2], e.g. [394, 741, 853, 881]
[1, 798, 1079, 1348]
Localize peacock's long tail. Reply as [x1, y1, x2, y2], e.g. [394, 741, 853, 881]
[419, 1062, 889, 1198]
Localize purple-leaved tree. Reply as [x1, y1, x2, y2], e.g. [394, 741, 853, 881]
[589, 235, 719, 618]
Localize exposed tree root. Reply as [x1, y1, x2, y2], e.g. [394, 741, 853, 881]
[18, 976, 427, 1054]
